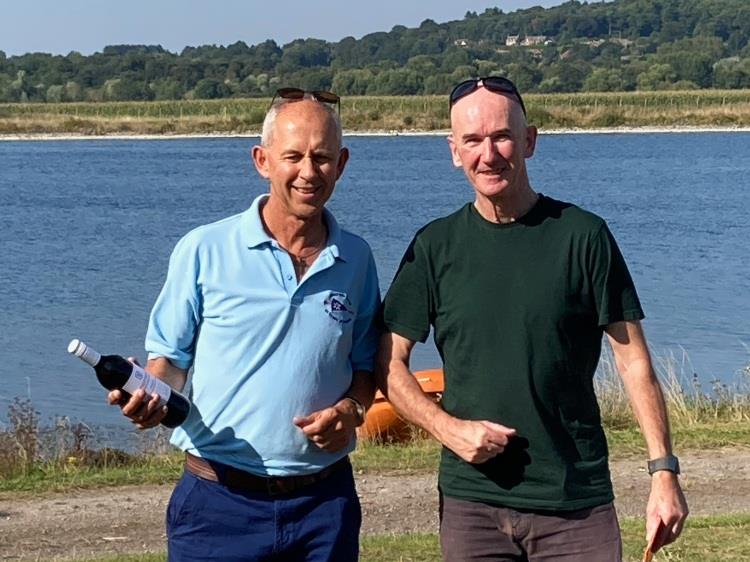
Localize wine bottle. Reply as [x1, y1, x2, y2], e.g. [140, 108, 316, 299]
[67, 338, 190, 428]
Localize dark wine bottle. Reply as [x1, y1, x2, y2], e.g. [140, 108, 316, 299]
[67, 338, 190, 428]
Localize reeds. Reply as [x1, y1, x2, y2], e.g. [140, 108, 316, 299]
[2, 91, 750, 136]
[0, 398, 174, 480]
[1, 352, 748, 480]
[596, 348, 750, 429]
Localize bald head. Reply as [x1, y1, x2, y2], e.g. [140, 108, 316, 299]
[450, 86, 528, 137]
[261, 98, 342, 149]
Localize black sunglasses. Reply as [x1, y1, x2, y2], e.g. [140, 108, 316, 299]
[449, 76, 526, 116]
[271, 87, 340, 113]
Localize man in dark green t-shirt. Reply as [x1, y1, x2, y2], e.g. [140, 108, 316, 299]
[377, 77, 688, 561]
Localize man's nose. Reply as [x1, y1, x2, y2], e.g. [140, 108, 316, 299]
[480, 137, 499, 162]
[299, 156, 317, 179]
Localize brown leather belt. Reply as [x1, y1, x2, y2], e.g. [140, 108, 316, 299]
[185, 452, 349, 496]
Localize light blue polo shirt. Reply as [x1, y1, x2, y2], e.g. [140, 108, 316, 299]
[145, 195, 381, 476]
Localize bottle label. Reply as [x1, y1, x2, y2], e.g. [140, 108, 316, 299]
[122, 364, 173, 407]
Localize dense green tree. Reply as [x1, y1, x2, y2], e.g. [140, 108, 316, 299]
[2, 0, 750, 102]
[46, 84, 64, 102]
[192, 78, 230, 99]
[540, 60, 592, 92]
[713, 57, 750, 89]
[152, 78, 185, 100]
[583, 68, 627, 91]
[636, 63, 677, 90]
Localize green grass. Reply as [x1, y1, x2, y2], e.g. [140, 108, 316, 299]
[0, 452, 183, 495]
[2, 352, 748, 493]
[363, 515, 750, 562]
[3, 421, 749, 496]
[67, 514, 750, 562]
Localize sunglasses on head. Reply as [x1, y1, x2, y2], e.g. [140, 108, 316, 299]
[449, 76, 526, 116]
[271, 87, 340, 113]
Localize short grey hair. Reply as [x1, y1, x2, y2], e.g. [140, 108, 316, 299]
[261, 96, 342, 148]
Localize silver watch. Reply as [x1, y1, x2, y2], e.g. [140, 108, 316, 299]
[345, 396, 366, 427]
[647, 454, 680, 475]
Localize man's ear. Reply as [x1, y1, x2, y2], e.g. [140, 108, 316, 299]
[335, 147, 350, 180]
[524, 125, 538, 159]
[447, 134, 463, 168]
[251, 145, 270, 179]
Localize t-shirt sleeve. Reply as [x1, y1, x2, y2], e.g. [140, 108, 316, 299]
[588, 223, 644, 327]
[350, 251, 382, 373]
[382, 234, 433, 343]
[145, 234, 202, 370]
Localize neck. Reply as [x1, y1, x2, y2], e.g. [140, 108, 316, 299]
[261, 198, 327, 252]
[474, 185, 539, 224]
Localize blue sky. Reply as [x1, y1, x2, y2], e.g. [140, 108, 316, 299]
[1, 0, 565, 56]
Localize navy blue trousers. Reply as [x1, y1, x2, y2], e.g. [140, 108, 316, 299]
[166, 464, 361, 561]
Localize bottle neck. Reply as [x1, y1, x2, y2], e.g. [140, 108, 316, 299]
[70, 340, 102, 367]
[79, 346, 102, 367]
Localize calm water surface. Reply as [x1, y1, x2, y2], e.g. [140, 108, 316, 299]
[1, 132, 749, 431]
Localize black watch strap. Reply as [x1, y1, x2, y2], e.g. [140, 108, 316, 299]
[647, 454, 680, 475]
[344, 396, 366, 427]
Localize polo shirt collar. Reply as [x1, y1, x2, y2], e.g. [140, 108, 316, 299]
[242, 194, 347, 261]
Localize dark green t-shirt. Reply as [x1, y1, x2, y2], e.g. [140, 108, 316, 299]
[383, 196, 644, 511]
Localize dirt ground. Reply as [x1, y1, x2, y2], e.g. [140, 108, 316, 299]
[1, 448, 748, 561]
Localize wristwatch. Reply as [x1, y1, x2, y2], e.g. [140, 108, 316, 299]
[647, 454, 681, 475]
[344, 396, 366, 427]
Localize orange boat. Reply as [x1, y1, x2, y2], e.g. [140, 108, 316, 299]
[357, 368, 444, 443]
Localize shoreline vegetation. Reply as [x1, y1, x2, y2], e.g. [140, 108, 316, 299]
[2, 353, 749, 490]
[2, 355, 749, 561]
[2, 90, 750, 138]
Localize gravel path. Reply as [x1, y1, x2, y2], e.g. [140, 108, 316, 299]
[1, 448, 748, 561]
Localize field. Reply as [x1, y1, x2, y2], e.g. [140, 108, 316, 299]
[2, 90, 750, 135]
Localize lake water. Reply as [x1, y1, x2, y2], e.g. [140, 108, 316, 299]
[1, 132, 749, 432]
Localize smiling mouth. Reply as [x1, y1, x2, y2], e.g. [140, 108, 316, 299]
[293, 186, 319, 194]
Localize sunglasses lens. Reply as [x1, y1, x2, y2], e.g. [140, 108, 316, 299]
[276, 87, 305, 100]
[312, 90, 340, 104]
[476, 77, 527, 116]
[483, 77, 514, 95]
[449, 80, 478, 107]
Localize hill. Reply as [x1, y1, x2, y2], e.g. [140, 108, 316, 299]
[1, 0, 749, 102]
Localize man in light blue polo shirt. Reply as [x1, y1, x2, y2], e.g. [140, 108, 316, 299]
[107, 89, 380, 562]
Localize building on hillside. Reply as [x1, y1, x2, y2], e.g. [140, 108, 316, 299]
[521, 35, 548, 46]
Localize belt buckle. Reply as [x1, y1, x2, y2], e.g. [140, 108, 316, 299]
[266, 477, 295, 496]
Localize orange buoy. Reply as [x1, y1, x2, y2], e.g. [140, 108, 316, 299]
[357, 369, 444, 443]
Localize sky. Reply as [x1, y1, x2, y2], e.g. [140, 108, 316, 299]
[1, 0, 566, 57]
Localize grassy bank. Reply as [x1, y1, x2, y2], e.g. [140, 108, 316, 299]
[61, 514, 750, 562]
[362, 514, 750, 562]
[2, 353, 748, 492]
[2, 90, 750, 135]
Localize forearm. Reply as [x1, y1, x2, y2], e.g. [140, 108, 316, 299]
[620, 358, 673, 459]
[376, 350, 448, 440]
[343, 369, 376, 410]
[607, 321, 673, 459]
[145, 356, 188, 392]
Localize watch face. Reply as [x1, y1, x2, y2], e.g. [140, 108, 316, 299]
[648, 456, 680, 475]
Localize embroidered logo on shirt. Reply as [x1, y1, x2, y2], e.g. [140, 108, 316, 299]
[325, 292, 354, 324]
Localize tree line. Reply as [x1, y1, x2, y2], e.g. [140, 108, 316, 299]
[1, 0, 749, 104]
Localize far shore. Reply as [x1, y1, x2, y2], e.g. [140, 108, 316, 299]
[3, 124, 750, 142]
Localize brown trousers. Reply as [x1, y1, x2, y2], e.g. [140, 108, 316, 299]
[439, 493, 622, 562]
